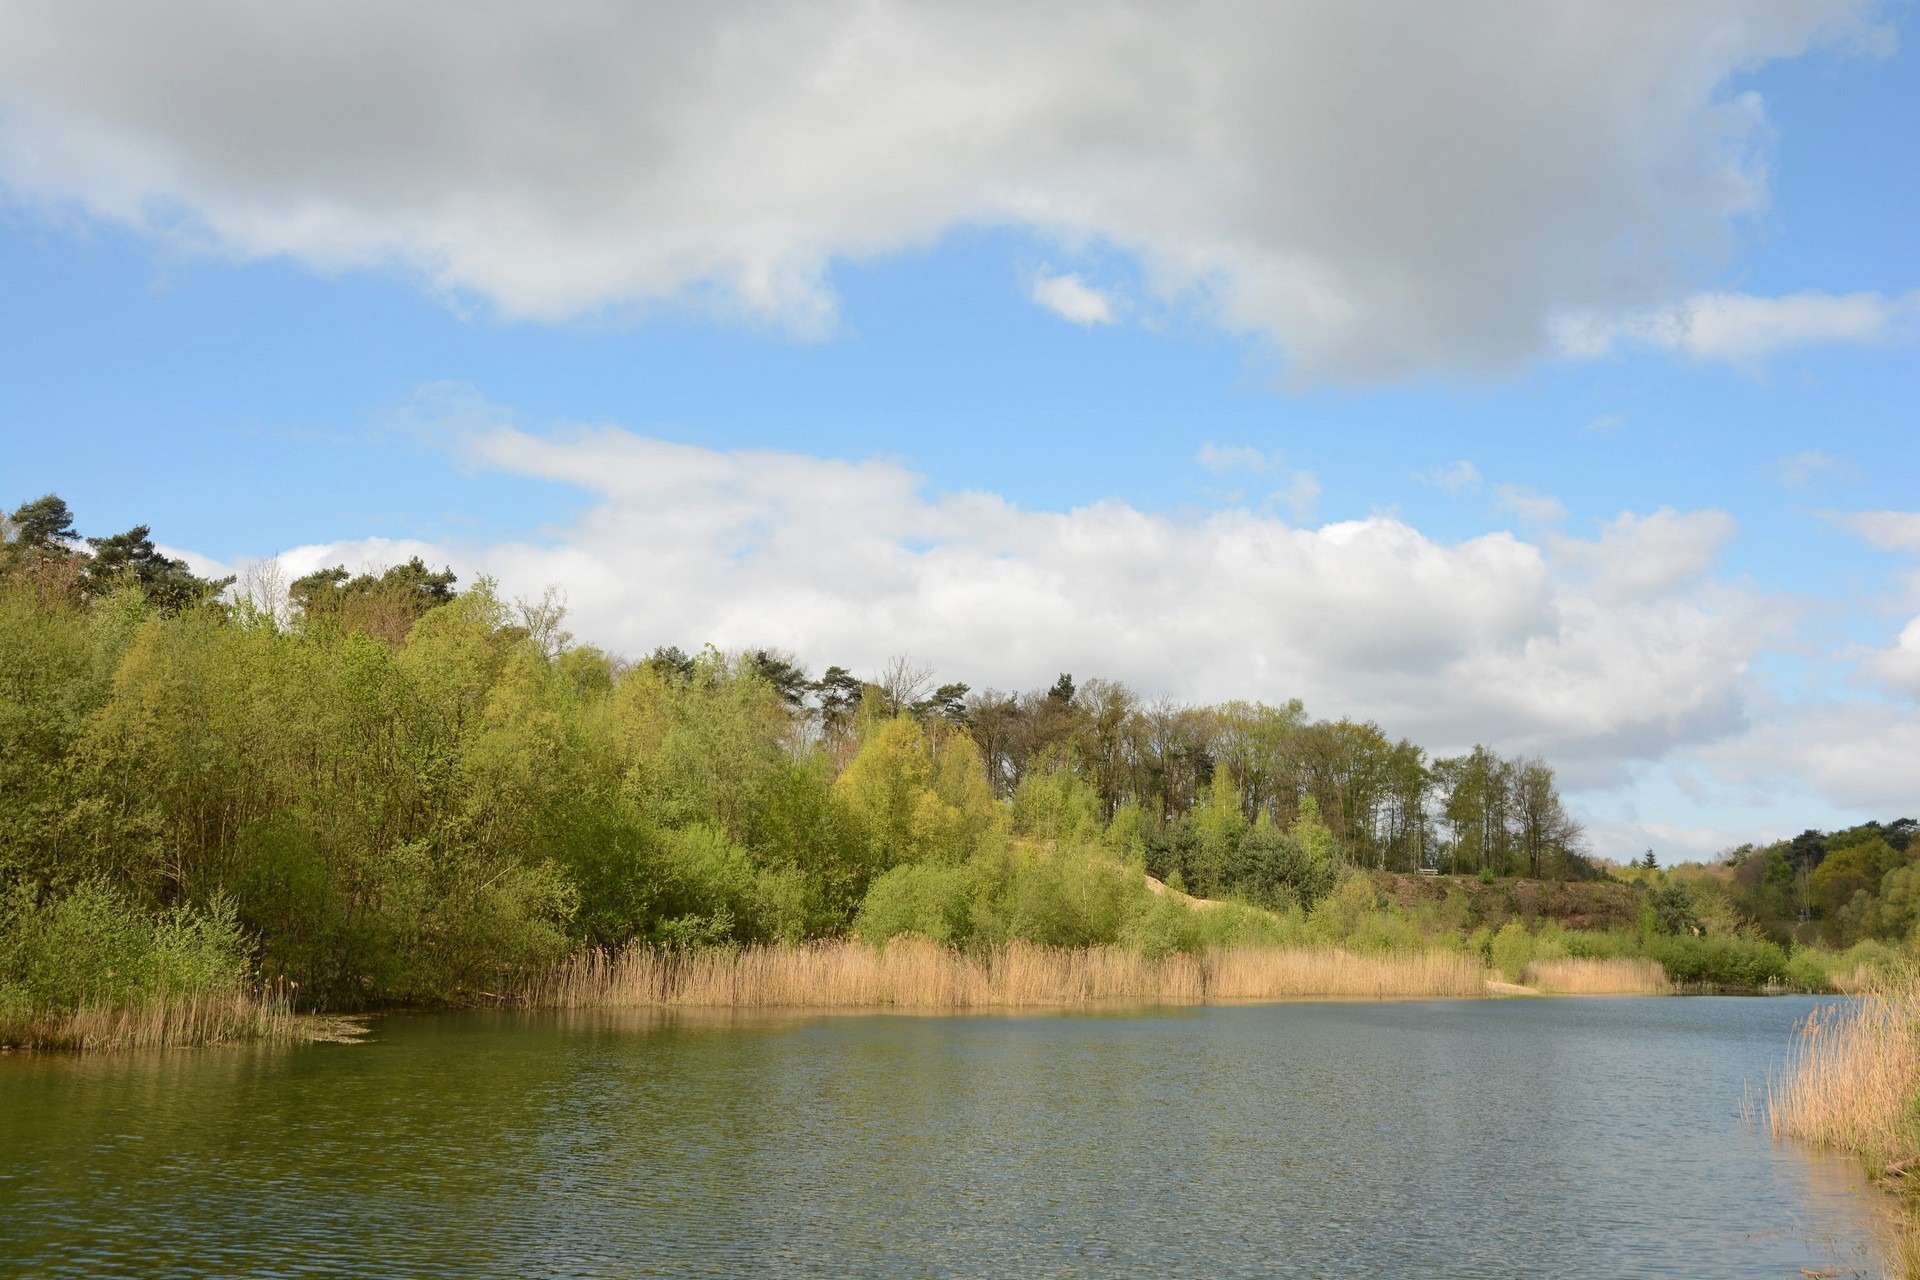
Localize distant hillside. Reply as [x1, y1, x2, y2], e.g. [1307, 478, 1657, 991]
[1374, 873, 1643, 934]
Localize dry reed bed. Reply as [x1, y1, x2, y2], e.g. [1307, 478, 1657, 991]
[521, 939, 1491, 1010]
[1522, 956, 1673, 995]
[1768, 980, 1920, 1169]
[1, 990, 305, 1052]
[1766, 980, 1920, 1279]
[1832, 965, 1890, 996]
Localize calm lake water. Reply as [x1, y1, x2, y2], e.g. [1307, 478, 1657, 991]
[0, 996, 1890, 1278]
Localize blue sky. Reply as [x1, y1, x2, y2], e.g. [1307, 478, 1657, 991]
[2, 1, 1916, 861]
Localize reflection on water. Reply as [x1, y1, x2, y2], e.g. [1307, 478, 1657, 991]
[0, 996, 1889, 1278]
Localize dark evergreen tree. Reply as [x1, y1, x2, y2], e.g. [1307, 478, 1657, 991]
[82, 524, 233, 611]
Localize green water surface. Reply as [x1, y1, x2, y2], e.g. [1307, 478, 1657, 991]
[0, 996, 1889, 1278]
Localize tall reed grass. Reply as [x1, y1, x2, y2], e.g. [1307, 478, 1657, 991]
[1767, 978, 1920, 1279]
[1, 988, 305, 1052]
[520, 939, 1490, 1010]
[1767, 982, 1920, 1170]
[1522, 956, 1673, 995]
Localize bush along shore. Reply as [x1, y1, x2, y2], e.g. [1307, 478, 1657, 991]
[2, 499, 1910, 1048]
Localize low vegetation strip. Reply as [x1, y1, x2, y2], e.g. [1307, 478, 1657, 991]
[520, 939, 1488, 1009]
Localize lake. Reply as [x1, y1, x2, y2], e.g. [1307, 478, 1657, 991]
[0, 996, 1889, 1278]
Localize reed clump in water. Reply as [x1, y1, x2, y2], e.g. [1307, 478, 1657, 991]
[1766, 976, 1920, 1279]
[1, 988, 307, 1052]
[520, 939, 1489, 1009]
[1767, 978, 1920, 1171]
[1522, 956, 1673, 995]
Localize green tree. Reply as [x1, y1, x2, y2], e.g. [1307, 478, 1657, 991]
[5, 493, 78, 552]
[290, 557, 457, 644]
[81, 525, 233, 612]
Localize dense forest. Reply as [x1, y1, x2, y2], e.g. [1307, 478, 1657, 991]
[0, 494, 1904, 1025]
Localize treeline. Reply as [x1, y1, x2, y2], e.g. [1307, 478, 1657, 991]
[2, 494, 1591, 1015]
[956, 679, 1588, 879]
[1653, 819, 1919, 950]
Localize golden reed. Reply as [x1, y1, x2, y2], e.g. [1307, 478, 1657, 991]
[1522, 956, 1673, 995]
[1768, 981, 1920, 1167]
[520, 939, 1490, 1010]
[2, 990, 304, 1052]
[1767, 979, 1920, 1279]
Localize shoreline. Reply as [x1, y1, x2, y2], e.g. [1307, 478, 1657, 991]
[1, 942, 1850, 1054]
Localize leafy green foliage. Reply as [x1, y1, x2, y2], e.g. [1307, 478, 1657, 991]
[1642, 934, 1788, 988]
[290, 557, 458, 644]
[19, 514, 1851, 1013]
[0, 881, 251, 1027]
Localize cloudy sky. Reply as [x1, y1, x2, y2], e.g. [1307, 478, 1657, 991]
[3, 0, 1916, 860]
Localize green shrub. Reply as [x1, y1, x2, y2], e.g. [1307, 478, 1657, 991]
[1309, 873, 1380, 944]
[1644, 934, 1787, 988]
[0, 881, 252, 1030]
[1783, 947, 1835, 993]
[1119, 890, 1204, 958]
[1560, 927, 1638, 960]
[853, 862, 976, 946]
[1490, 920, 1533, 981]
[998, 850, 1143, 948]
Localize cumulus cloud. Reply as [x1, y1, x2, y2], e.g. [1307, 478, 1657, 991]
[1549, 507, 1739, 601]
[1700, 699, 1920, 816]
[1865, 617, 1920, 700]
[1029, 271, 1116, 326]
[0, 1, 1885, 381]
[155, 542, 239, 583]
[236, 390, 1791, 789]
[1556, 290, 1920, 365]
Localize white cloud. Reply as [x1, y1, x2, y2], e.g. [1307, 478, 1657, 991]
[1549, 507, 1739, 600]
[1824, 509, 1920, 552]
[1196, 443, 1274, 474]
[237, 389, 1793, 790]
[1577, 817, 1755, 866]
[1270, 471, 1322, 524]
[1701, 699, 1920, 817]
[1493, 485, 1568, 525]
[0, 1, 1886, 382]
[1416, 460, 1482, 493]
[1776, 449, 1845, 489]
[1029, 271, 1116, 326]
[1195, 443, 1317, 521]
[155, 542, 238, 583]
[1556, 290, 1920, 365]
[1865, 616, 1920, 700]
